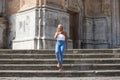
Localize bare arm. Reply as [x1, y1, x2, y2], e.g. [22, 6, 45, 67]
[54, 32, 59, 39]
[64, 32, 68, 49]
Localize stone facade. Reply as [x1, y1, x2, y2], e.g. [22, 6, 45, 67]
[81, 0, 120, 49]
[12, 9, 36, 49]
[7, 0, 72, 49]
[0, 0, 120, 49]
[0, 0, 7, 49]
[0, 0, 6, 16]
[0, 18, 7, 48]
[82, 0, 112, 49]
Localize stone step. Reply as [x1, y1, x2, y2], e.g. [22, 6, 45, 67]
[0, 58, 119, 64]
[0, 70, 120, 77]
[0, 77, 120, 80]
[0, 49, 119, 77]
[0, 49, 114, 54]
[0, 53, 119, 59]
[0, 64, 120, 70]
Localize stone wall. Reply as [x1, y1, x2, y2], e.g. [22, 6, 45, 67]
[84, 0, 111, 17]
[0, 18, 6, 48]
[19, 0, 37, 10]
[7, 0, 37, 14]
[81, 0, 119, 49]
[7, 0, 20, 14]
[0, 0, 7, 49]
[5, 0, 120, 49]
[111, 0, 120, 48]
[12, 9, 36, 49]
[7, 15, 16, 48]
[0, 0, 6, 16]
[7, 0, 37, 49]
[7, 0, 73, 49]
[12, 5, 72, 49]
[46, 0, 64, 8]
[0, 0, 3, 14]
[42, 7, 72, 49]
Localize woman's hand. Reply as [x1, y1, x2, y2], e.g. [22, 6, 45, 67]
[54, 31, 61, 39]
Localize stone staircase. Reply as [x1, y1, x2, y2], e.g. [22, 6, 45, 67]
[0, 49, 120, 77]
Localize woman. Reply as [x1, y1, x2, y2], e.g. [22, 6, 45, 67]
[54, 24, 68, 71]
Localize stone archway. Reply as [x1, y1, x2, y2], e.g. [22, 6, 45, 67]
[66, 0, 80, 49]
[69, 11, 79, 49]
[0, 18, 6, 48]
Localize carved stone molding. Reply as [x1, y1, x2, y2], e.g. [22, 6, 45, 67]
[0, 17, 6, 48]
[65, 0, 80, 12]
[102, 0, 112, 16]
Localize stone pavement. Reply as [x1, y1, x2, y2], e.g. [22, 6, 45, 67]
[0, 77, 120, 80]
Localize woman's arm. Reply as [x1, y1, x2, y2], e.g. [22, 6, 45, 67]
[64, 32, 68, 49]
[54, 32, 59, 39]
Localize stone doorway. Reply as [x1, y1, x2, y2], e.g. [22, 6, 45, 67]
[69, 12, 79, 49]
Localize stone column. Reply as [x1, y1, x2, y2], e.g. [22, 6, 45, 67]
[12, 9, 37, 49]
[0, 18, 7, 48]
[111, 0, 120, 47]
[0, 0, 6, 16]
[36, 0, 73, 49]
[12, 0, 72, 49]
[12, 0, 40, 49]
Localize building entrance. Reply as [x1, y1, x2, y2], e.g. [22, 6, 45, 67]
[69, 12, 79, 49]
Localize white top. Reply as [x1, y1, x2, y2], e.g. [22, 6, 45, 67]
[57, 33, 65, 41]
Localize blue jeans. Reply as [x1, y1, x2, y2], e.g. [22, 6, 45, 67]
[55, 40, 66, 65]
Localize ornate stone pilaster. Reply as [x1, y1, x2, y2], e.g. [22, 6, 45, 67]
[65, 0, 80, 12]
[0, 18, 7, 48]
[102, 0, 112, 16]
[111, 0, 120, 47]
[12, 8, 37, 49]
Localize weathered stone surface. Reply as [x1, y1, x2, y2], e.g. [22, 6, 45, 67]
[1, 0, 120, 49]
[7, 0, 20, 14]
[0, 0, 6, 16]
[45, 8, 69, 39]
[13, 9, 36, 49]
[7, 15, 16, 48]
[20, 0, 37, 10]
[46, 0, 64, 8]
[66, 0, 80, 12]
[7, 0, 37, 14]
[84, 17, 111, 49]
[0, 77, 120, 80]
[0, 18, 6, 49]
[12, 6, 72, 49]
[81, 0, 120, 49]
[0, 49, 120, 77]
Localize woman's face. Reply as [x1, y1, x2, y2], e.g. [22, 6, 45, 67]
[57, 27, 63, 32]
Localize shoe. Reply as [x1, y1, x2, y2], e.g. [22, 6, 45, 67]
[59, 67, 62, 72]
[57, 63, 60, 68]
[58, 64, 63, 72]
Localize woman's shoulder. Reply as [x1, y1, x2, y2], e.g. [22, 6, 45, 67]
[62, 31, 67, 37]
[62, 31, 66, 33]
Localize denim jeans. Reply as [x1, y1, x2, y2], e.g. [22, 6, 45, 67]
[55, 40, 66, 65]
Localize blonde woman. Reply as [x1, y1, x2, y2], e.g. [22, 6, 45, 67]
[54, 24, 68, 71]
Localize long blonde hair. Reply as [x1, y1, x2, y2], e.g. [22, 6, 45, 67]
[57, 24, 63, 30]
